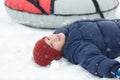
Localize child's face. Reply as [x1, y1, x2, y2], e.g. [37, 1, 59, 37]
[45, 33, 66, 51]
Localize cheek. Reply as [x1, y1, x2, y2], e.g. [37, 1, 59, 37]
[54, 43, 64, 51]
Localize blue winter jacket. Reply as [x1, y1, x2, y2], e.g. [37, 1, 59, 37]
[54, 19, 120, 78]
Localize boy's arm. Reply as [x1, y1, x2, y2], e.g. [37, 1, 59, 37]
[74, 41, 120, 78]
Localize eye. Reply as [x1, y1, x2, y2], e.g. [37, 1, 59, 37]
[51, 43, 54, 48]
[46, 37, 50, 40]
[45, 37, 54, 48]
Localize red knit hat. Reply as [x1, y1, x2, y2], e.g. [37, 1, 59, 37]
[33, 37, 62, 66]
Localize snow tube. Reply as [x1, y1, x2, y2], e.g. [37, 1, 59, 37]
[5, 0, 119, 29]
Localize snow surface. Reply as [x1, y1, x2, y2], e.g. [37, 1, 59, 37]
[1, 0, 120, 80]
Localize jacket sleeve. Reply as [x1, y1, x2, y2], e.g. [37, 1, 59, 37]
[53, 19, 87, 35]
[74, 41, 120, 78]
[53, 24, 70, 35]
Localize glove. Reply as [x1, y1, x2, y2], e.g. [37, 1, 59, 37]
[116, 68, 120, 78]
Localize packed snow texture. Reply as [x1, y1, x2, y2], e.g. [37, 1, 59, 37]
[1, 0, 120, 80]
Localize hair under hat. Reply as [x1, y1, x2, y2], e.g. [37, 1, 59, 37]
[33, 37, 62, 66]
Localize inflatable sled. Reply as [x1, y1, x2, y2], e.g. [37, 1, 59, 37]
[5, 0, 119, 29]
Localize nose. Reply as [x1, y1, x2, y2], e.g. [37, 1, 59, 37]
[53, 38, 57, 42]
[49, 34, 58, 42]
[52, 36, 58, 42]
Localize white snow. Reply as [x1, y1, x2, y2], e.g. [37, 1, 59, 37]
[1, 0, 120, 80]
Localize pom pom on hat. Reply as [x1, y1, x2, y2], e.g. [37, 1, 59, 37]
[33, 37, 62, 66]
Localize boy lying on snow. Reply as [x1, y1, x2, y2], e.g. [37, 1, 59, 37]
[33, 19, 120, 78]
